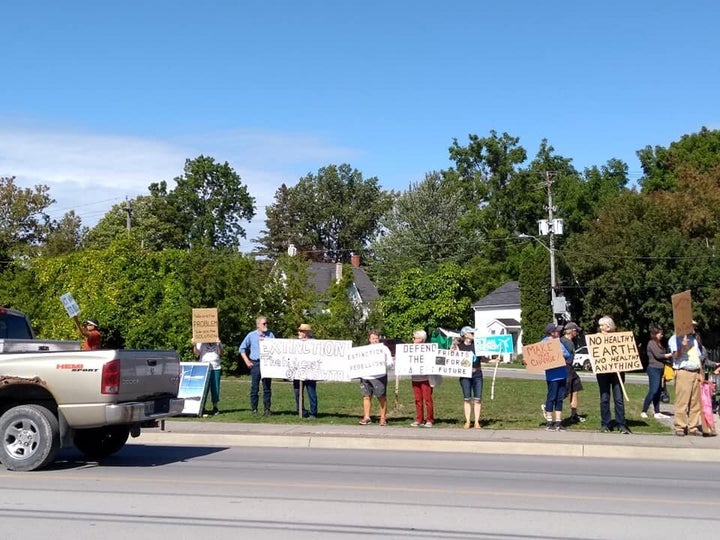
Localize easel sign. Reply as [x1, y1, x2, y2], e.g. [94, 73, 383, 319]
[192, 308, 219, 343]
[177, 362, 211, 416]
[671, 290, 694, 337]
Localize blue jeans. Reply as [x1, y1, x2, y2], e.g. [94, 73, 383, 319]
[250, 361, 272, 411]
[597, 372, 626, 428]
[293, 380, 318, 417]
[208, 369, 221, 407]
[459, 371, 483, 400]
[642, 366, 663, 414]
[545, 379, 566, 412]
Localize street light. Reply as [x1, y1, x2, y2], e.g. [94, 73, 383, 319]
[518, 233, 566, 322]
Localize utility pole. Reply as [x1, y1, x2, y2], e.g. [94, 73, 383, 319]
[543, 171, 567, 323]
[124, 198, 132, 233]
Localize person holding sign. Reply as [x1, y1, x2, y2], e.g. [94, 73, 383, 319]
[410, 330, 435, 427]
[358, 330, 393, 426]
[561, 322, 585, 424]
[239, 316, 275, 417]
[293, 323, 318, 419]
[669, 327, 704, 436]
[641, 327, 673, 419]
[194, 339, 224, 415]
[73, 315, 102, 350]
[541, 324, 570, 431]
[595, 316, 630, 434]
[454, 326, 484, 429]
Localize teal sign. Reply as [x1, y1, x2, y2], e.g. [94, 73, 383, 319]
[474, 335, 514, 355]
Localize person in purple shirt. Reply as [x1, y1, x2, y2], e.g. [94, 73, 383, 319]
[239, 316, 275, 416]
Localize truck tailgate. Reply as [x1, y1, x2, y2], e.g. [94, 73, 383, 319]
[117, 350, 181, 401]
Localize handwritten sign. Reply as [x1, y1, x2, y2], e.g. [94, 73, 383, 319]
[346, 343, 391, 379]
[260, 338, 352, 381]
[522, 339, 565, 374]
[60, 293, 81, 318]
[671, 290, 694, 337]
[474, 335, 514, 355]
[395, 343, 472, 377]
[192, 308, 219, 343]
[586, 332, 642, 374]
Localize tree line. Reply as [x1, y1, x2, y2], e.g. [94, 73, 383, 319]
[2, 127, 720, 369]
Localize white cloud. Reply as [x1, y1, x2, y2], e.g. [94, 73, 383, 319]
[0, 123, 362, 251]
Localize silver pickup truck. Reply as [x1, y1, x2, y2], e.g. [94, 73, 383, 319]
[0, 307, 184, 471]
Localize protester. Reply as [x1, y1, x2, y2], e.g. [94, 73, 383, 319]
[194, 338, 224, 415]
[453, 326, 485, 429]
[641, 326, 672, 419]
[669, 325, 704, 436]
[410, 329, 435, 427]
[239, 315, 275, 417]
[596, 316, 630, 434]
[358, 330, 393, 426]
[561, 322, 585, 423]
[541, 323, 570, 431]
[293, 323, 318, 419]
[73, 315, 102, 350]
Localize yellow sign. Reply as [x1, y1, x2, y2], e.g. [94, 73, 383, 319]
[671, 290, 694, 337]
[523, 339, 565, 374]
[586, 331, 642, 374]
[192, 308, 219, 343]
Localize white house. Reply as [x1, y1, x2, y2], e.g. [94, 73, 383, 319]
[472, 281, 523, 362]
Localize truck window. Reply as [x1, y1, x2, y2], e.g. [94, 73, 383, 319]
[0, 313, 34, 339]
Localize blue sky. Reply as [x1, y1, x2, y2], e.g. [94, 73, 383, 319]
[2, 1, 718, 250]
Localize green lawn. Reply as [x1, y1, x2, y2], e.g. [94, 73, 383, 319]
[188, 375, 673, 433]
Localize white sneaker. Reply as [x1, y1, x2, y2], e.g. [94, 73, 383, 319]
[654, 412, 669, 419]
[541, 404, 546, 419]
[423, 421, 434, 428]
[410, 421, 422, 427]
[640, 412, 648, 419]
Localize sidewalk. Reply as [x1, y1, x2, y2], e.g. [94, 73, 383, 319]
[136, 412, 720, 463]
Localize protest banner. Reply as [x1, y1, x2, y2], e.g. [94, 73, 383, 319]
[474, 335, 514, 355]
[522, 339, 565, 374]
[395, 343, 472, 378]
[671, 290, 694, 337]
[192, 308, 219, 343]
[585, 331, 642, 374]
[260, 338, 353, 381]
[346, 343, 391, 379]
[59, 293, 81, 318]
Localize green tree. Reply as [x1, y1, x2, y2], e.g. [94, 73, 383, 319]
[0, 176, 54, 264]
[518, 245, 552, 345]
[258, 164, 392, 262]
[311, 266, 366, 342]
[43, 211, 86, 257]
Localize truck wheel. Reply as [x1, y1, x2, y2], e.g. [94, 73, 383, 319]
[583, 360, 592, 371]
[0, 404, 60, 472]
[74, 425, 130, 459]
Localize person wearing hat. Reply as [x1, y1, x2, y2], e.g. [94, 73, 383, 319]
[293, 323, 318, 419]
[453, 326, 486, 429]
[73, 315, 102, 351]
[561, 322, 585, 424]
[541, 323, 571, 431]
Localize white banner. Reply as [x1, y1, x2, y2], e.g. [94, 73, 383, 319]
[346, 343, 391, 379]
[395, 343, 473, 378]
[260, 338, 353, 381]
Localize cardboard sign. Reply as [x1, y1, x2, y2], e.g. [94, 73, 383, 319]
[346, 343, 391, 379]
[586, 332, 642, 374]
[671, 290, 694, 337]
[474, 335, 514, 355]
[192, 308, 219, 343]
[522, 339, 566, 374]
[260, 338, 353, 381]
[60, 293, 81, 318]
[395, 343, 472, 378]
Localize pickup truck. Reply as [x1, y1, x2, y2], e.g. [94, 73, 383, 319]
[0, 307, 184, 471]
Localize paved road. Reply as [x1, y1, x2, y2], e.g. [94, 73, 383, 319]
[2, 446, 718, 539]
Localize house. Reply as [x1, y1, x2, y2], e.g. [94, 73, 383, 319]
[471, 281, 523, 361]
[308, 256, 379, 320]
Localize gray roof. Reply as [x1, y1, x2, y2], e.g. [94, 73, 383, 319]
[472, 281, 520, 309]
[495, 318, 521, 328]
[308, 263, 379, 304]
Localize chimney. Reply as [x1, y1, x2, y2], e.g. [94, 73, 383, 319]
[350, 253, 360, 268]
[335, 261, 343, 283]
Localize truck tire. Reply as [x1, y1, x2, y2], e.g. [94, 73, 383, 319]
[0, 404, 60, 472]
[74, 425, 130, 459]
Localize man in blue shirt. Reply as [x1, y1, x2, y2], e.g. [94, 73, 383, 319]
[239, 316, 275, 416]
